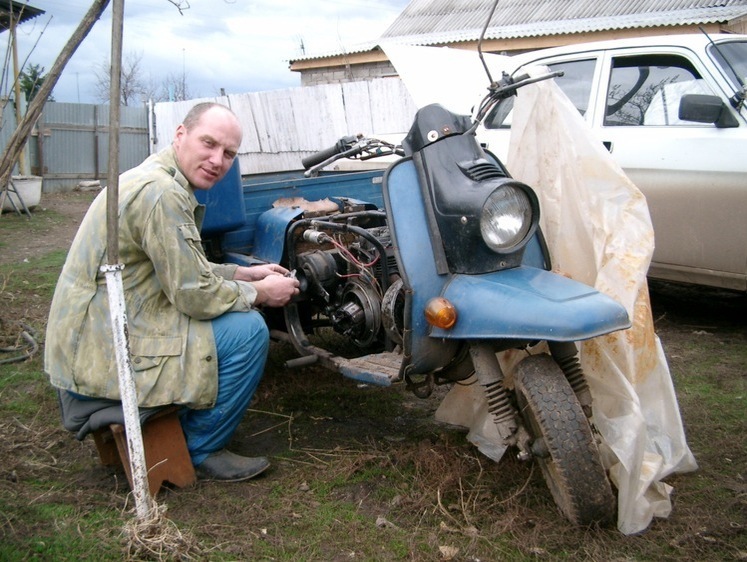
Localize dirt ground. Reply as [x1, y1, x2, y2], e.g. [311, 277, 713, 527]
[1, 190, 99, 263]
[1, 190, 745, 560]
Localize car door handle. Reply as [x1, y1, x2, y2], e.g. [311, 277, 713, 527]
[603, 141, 613, 152]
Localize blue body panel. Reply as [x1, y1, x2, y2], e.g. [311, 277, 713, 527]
[384, 159, 629, 362]
[384, 159, 458, 371]
[430, 267, 630, 341]
[250, 196, 381, 264]
[252, 207, 305, 263]
[195, 159, 246, 237]
[216, 170, 385, 255]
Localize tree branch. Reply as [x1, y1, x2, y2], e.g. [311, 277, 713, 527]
[0, 0, 111, 195]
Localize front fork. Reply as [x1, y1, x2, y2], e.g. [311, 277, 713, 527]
[469, 341, 592, 459]
[548, 341, 593, 416]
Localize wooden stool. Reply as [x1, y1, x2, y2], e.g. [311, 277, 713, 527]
[92, 407, 196, 495]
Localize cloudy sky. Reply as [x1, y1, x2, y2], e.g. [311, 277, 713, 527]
[3, 0, 410, 104]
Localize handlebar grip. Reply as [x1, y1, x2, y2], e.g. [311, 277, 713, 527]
[301, 137, 355, 170]
[301, 144, 342, 169]
[302, 135, 359, 169]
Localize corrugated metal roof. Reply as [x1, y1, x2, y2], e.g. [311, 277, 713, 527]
[292, 0, 747, 62]
[381, 0, 747, 44]
[1, 0, 44, 32]
[291, 40, 381, 63]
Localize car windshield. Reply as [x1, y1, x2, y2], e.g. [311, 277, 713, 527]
[709, 40, 747, 90]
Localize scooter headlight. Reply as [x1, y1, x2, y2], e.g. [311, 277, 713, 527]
[480, 185, 534, 252]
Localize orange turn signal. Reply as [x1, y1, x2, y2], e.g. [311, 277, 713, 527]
[424, 297, 457, 329]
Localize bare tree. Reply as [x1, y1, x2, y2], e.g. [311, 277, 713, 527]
[142, 69, 195, 103]
[93, 50, 148, 105]
[161, 70, 193, 101]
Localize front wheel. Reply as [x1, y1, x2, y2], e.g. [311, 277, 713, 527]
[514, 354, 616, 526]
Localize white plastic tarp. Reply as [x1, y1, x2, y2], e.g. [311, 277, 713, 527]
[383, 44, 509, 116]
[384, 44, 698, 535]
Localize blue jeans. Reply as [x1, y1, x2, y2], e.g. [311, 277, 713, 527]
[180, 311, 269, 466]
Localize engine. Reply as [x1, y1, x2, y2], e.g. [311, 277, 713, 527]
[290, 212, 404, 351]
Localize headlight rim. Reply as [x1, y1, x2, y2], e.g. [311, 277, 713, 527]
[479, 182, 539, 254]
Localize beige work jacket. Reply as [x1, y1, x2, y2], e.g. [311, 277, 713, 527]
[45, 147, 256, 408]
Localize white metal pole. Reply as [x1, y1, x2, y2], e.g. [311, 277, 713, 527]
[103, 265, 154, 519]
[104, 0, 155, 520]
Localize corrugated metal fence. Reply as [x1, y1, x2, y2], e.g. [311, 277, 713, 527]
[0, 76, 416, 193]
[0, 99, 149, 193]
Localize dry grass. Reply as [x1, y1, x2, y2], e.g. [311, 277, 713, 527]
[1, 193, 745, 560]
[120, 502, 203, 561]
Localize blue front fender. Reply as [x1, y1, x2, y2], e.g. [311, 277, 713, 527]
[429, 266, 631, 342]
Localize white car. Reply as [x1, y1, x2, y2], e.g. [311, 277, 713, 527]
[477, 33, 747, 292]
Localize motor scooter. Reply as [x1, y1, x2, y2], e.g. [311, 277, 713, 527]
[229, 70, 631, 526]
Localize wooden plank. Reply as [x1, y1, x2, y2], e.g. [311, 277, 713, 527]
[154, 79, 416, 173]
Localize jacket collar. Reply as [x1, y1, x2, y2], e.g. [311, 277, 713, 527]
[160, 145, 192, 192]
[158, 146, 205, 228]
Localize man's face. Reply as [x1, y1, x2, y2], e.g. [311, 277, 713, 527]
[172, 107, 242, 190]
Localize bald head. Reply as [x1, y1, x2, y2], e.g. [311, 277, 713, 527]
[182, 102, 239, 132]
[172, 103, 242, 190]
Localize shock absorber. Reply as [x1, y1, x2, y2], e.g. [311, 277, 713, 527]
[549, 341, 592, 416]
[468, 344, 517, 440]
[483, 379, 515, 423]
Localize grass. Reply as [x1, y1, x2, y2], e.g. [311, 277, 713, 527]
[2, 341, 745, 560]
[1, 504, 124, 561]
[1, 238, 745, 560]
[0, 363, 49, 417]
[0, 208, 63, 238]
[0, 250, 67, 352]
[1, 249, 68, 285]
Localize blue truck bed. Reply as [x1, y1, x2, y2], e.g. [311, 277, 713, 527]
[198, 167, 385, 256]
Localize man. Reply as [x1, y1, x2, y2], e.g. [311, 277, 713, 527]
[46, 102, 299, 481]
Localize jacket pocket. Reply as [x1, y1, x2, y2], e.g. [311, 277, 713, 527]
[177, 223, 202, 245]
[129, 335, 182, 372]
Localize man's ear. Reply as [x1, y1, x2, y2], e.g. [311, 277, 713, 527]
[173, 124, 187, 145]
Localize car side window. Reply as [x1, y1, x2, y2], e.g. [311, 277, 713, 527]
[484, 58, 596, 129]
[604, 54, 713, 126]
[549, 58, 597, 115]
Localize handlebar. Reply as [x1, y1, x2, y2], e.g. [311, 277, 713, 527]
[302, 70, 562, 174]
[301, 135, 358, 170]
[302, 135, 404, 177]
[471, 69, 565, 128]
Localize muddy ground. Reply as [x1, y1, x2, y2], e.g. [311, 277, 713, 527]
[0, 190, 745, 560]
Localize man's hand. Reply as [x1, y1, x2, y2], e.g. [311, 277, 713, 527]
[251, 275, 300, 307]
[234, 263, 289, 282]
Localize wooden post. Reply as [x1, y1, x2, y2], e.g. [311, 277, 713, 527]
[10, 11, 27, 176]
